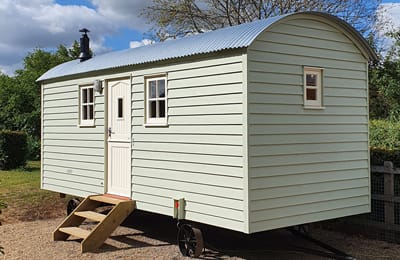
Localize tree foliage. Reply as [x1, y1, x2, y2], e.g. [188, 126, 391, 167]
[143, 0, 380, 41]
[369, 30, 400, 120]
[144, 0, 400, 121]
[0, 42, 83, 159]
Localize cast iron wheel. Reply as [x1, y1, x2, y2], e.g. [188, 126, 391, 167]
[67, 198, 81, 215]
[292, 224, 310, 235]
[178, 224, 204, 258]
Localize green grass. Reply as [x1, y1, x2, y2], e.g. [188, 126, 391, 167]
[0, 161, 42, 209]
[0, 161, 68, 223]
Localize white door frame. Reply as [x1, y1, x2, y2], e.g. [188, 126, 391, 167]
[106, 77, 131, 197]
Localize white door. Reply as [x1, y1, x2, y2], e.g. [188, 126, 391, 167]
[107, 78, 131, 197]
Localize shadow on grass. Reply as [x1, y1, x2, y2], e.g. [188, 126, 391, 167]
[21, 161, 40, 172]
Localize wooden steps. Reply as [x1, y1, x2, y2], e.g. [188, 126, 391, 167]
[74, 211, 106, 222]
[59, 227, 90, 239]
[53, 194, 135, 253]
[90, 195, 127, 205]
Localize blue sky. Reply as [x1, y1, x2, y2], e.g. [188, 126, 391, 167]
[54, 0, 400, 51]
[0, 0, 151, 74]
[0, 0, 400, 75]
[54, 0, 144, 51]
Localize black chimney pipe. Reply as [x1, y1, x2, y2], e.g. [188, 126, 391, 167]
[79, 28, 91, 62]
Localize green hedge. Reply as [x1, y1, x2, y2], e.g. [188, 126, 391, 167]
[370, 120, 400, 165]
[0, 130, 28, 170]
[370, 120, 400, 150]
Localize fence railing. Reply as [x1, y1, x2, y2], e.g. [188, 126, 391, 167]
[331, 161, 400, 243]
[370, 162, 400, 230]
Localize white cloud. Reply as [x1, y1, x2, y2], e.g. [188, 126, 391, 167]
[0, 0, 151, 75]
[90, 0, 151, 32]
[378, 3, 400, 32]
[129, 39, 154, 49]
[377, 3, 400, 55]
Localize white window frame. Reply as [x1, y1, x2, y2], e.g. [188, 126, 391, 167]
[304, 67, 324, 109]
[79, 85, 95, 126]
[145, 76, 168, 126]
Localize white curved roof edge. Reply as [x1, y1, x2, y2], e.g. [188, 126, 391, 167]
[37, 12, 377, 82]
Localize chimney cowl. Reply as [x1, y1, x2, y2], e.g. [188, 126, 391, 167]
[79, 28, 91, 62]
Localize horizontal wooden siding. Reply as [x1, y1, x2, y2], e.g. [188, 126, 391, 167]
[131, 54, 246, 232]
[247, 17, 370, 233]
[41, 78, 106, 197]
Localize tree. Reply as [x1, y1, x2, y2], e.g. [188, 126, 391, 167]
[0, 43, 89, 159]
[143, 0, 380, 41]
[67, 40, 93, 59]
[369, 30, 400, 120]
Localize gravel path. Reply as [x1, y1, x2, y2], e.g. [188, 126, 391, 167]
[1, 211, 400, 260]
[0, 217, 187, 260]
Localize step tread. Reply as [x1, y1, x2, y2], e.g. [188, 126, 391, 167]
[59, 227, 90, 239]
[90, 195, 127, 205]
[74, 211, 106, 222]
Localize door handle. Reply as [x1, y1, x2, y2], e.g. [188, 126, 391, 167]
[108, 127, 112, 137]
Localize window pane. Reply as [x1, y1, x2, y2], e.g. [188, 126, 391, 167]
[306, 88, 317, 101]
[89, 88, 94, 103]
[158, 80, 165, 98]
[82, 105, 88, 119]
[118, 98, 123, 118]
[89, 105, 94, 119]
[149, 101, 157, 118]
[149, 81, 156, 98]
[306, 74, 317, 86]
[82, 89, 87, 103]
[159, 100, 165, 118]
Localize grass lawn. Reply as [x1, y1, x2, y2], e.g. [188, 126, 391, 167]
[0, 161, 68, 224]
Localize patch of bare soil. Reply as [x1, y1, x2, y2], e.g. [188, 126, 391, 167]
[1, 209, 400, 260]
[0, 195, 67, 224]
[0, 217, 187, 260]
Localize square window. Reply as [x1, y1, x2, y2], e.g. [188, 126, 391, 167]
[146, 76, 167, 125]
[304, 67, 323, 108]
[79, 85, 95, 126]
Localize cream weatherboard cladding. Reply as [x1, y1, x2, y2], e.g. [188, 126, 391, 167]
[131, 53, 246, 231]
[39, 12, 374, 234]
[42, 77, 106, 197]
[246, 17, 370, 233]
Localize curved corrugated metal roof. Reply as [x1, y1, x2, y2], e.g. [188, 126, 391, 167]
[37, 12, 376, 82]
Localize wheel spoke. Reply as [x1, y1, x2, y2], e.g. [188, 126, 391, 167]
[183, 227, 191, 239]
[177, 224, 204, 258]
[181, 247, 188, 256]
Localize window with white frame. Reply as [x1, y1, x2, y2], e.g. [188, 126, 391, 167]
[304, 67, 323, 108]
[146, 76, 167, 125]
[80, 85, 94, 126]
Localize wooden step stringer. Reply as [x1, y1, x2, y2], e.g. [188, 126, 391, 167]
[53, 195, 135, 253]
